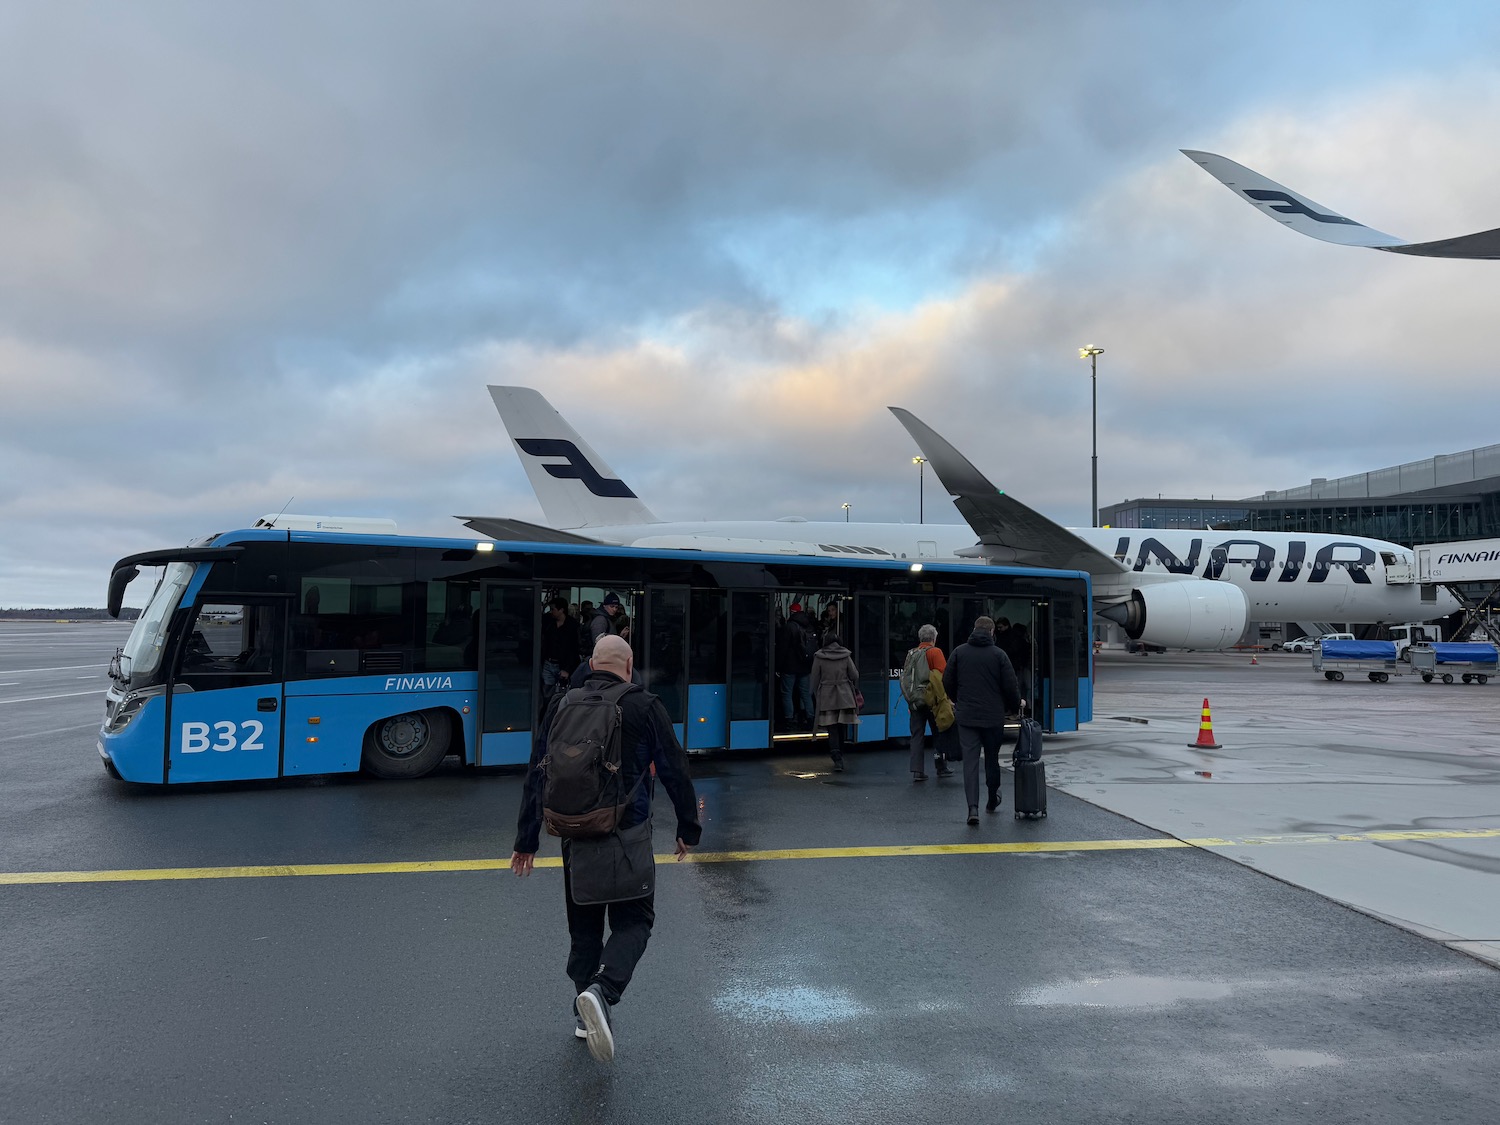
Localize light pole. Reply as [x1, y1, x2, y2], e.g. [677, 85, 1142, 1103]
[841, 502, 850, 523]
[1078, 346, 1104, 527]
[912, 456, 927, 523]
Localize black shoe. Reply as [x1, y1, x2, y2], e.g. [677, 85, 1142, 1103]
[986, 790, 1000, 813]
[935, 762, 954, 778]
[831, 754, 845, 772]
[967, 806, 979, 826]
[913, 772, 928, 782]
[576, 984, 615, 1063]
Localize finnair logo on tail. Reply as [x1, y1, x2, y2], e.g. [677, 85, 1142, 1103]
[515, 438, 638, 498]
[1243, 190, 1362, 227]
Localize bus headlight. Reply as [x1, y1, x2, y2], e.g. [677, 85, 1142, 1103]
[104, 690, 156, 734]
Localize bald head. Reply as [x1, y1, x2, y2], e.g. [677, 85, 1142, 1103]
[591, 634, 633, 677]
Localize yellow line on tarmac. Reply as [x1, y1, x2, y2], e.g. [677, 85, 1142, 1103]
[1184, 827, 1500, 848]
[4, 827, 1500, 886]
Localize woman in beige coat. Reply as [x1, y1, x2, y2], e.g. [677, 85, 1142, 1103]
[810, 636, 860, 771]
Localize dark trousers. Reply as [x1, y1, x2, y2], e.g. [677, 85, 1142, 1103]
[563, 851, 655, 1006]
[907, 707, 948, 773]
[958, 723, 1006, 808]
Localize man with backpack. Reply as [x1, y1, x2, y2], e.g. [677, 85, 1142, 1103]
[510, 634, 701, 1064]
[902, 624, 954, 782]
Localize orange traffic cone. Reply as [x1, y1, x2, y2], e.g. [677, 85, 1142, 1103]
[1189, 697, 1221, 749]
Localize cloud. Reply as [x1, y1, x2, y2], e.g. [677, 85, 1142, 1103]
[5, 5, 1500, 604]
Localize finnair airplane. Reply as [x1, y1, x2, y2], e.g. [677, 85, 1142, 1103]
[464, 386, 1457, 651]
[1182, 149, 1500, 259]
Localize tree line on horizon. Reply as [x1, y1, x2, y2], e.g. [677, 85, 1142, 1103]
[2, 608, 141, 620]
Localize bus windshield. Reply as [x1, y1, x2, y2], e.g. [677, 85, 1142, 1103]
[117, 562, 195, 686]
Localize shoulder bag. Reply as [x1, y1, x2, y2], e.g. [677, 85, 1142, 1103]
[567, 818, 657, 905]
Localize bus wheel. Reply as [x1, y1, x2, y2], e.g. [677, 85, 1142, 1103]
[362, 709, 452, 779]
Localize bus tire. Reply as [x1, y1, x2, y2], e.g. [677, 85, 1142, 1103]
[362, 709, 452, 779]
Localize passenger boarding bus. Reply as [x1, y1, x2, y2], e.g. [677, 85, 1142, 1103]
[100, 528, 1093, 785]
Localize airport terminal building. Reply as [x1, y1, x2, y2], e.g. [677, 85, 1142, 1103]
[1098, 441, 1500, 643]
[1101, 442, 1500, 548]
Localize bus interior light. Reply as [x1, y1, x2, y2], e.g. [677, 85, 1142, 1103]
[475, 541, 495, 552]
[910, 563, 924, 572]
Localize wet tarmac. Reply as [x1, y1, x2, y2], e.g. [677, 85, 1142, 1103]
[5, 622, 1500, 1124]
[1065, 648, 1500, 965]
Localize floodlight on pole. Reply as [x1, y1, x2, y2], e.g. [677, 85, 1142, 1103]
[912, 456, 927, 523]
[1078, 346, 1104, 527]
[841, 502, 851, 522]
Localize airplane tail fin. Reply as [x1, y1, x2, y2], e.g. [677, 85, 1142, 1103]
[488, 385, 662, 529]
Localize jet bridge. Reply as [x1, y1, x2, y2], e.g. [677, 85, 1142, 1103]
[1416, 539, 1500, 640]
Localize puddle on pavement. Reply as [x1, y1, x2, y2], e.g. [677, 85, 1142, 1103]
[1016, 975, 1234, 1008]
[713, 983, 867, 1025]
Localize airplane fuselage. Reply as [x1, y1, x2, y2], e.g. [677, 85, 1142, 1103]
[573, 519, 1451, 625]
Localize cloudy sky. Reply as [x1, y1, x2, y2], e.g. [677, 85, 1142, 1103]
[5, 1, 1500, 607]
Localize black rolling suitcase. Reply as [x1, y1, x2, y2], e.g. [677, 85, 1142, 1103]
[1013, 758, 1047, 818]
[1013, 715, 1046, 819]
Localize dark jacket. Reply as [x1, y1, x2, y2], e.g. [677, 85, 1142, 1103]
[779, 610, 818, 676]
[943, 629, 1022, 728]
[996, 625, 1029, 676]
[513, 670, 701, 854]
[540, 614, 581, 669]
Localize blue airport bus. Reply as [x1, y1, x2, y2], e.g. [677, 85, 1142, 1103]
[100, 528, 1093, 785]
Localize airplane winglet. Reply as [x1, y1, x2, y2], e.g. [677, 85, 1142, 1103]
[1181, 149, 1500, 259]
[889, 408, 1124, 577]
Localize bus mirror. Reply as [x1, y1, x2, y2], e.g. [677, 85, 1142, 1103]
[107, 566, 140, 619]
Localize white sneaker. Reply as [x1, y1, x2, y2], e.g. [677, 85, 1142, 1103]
[575, 984, 615, 1062]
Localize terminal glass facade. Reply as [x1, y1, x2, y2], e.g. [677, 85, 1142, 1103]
[1102, 494, 1500, 550]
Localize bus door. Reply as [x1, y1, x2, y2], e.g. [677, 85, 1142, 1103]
[167, 599, 285, 783]
[643, 585, 689, 746]
[1046, 594, 1089, 732]
[854, 593, 888, 741]
[950, 593, 1044, 724]
[476, 581, 540, 766]
[728, 591, 771, 749]
[686, 590, 728, 750]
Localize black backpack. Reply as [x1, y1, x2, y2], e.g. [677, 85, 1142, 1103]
[541, 681, 642, 838]
[800, 623, 821, 661]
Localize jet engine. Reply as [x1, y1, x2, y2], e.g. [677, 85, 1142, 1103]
[1099, 581, 1249, 650]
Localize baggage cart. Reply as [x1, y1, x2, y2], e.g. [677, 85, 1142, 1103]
[1313, 639, 1400, 683]
[1409, 642, 1498, 685]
